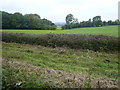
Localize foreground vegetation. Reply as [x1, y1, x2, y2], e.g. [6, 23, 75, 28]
[2, 25, 118, 36]
[2, 42, 119, 88]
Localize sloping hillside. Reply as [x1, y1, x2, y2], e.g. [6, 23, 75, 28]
[2, 42, 118, 88]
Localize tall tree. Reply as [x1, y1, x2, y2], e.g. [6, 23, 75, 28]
[66, 14, 74, 24]
[24, 14, 41, 29]
[2, 11, 12, 29]
[11, 12, 23, 29]
[92, 16, 102, 27]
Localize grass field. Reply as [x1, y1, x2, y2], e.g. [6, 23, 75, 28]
[1, 25, 118, 37]
[2, 42, 118, 88]
[2, 42, 118, 79]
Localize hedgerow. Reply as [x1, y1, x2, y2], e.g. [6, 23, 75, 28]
[2, 32, 119, 52]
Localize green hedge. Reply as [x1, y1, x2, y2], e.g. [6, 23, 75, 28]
[2, 32, 119, 52]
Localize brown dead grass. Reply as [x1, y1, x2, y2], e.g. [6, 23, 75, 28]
[3, 59, 118, 88]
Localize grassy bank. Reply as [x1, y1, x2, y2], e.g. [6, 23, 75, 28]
[1, 25, 118, 37]
[2, 42, 118, 79]
[2, 42, 119, 88]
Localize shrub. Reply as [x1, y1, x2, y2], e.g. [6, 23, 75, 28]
[2, 32, 119, 52]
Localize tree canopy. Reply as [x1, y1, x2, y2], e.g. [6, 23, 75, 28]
[1, 11, 57, 30]
[62, 14, 120, 29]
[66, 14, 78, 24]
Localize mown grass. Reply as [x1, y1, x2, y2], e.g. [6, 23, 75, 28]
[1, 25, 118, 37]
[2, 42, 118, 79]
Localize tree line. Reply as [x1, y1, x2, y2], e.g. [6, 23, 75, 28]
[1, 11, 57, 30]
[62, 14, 120, 29]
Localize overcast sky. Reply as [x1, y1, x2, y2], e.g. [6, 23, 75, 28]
[1, 0, 119, 23]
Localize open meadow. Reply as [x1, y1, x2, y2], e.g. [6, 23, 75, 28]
[1, 25, 118, 37]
